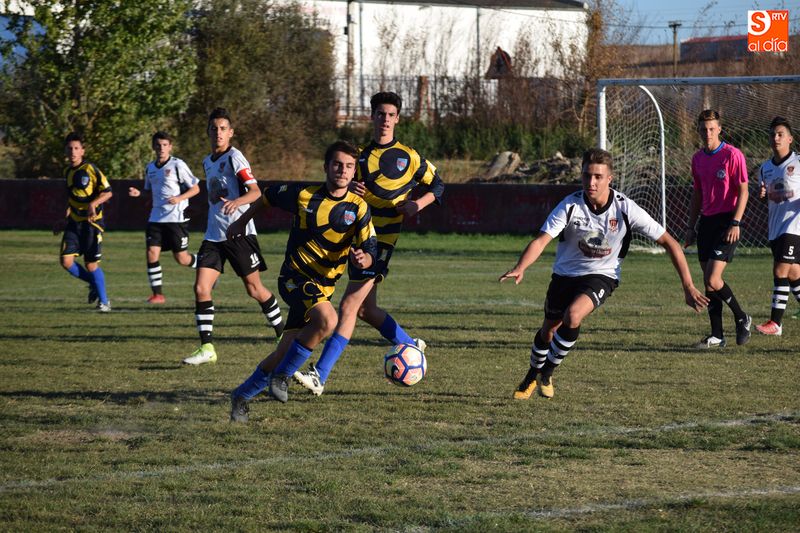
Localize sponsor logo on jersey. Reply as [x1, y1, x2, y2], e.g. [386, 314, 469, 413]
[609, 218, 618, 232]
[716, 169, 727, 180]
[396, 158, 408, 172]
[344, 210, 356, 225]
[219, 161, 226, 172]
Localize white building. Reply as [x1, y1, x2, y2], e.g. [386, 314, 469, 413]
[293, 0, 588, 116]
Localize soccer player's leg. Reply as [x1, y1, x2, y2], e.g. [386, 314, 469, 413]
[230, 332, 298, 422]
[184, 242, 221, 365]
[297, 279, 375, 394]
[270, 277, 335, 403]
[171, 222, 197, 269]
[144, 223, 165, 303]
[60, 222, 95, 302]
[84, 225, 110, 311]
[232, 236, 284, 339]
[704, 258, 750, 346]
[760, 236, 800, 332]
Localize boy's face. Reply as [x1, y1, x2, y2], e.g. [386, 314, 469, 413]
[697, 119, 722, 149]
[771, 125, 793, 155]
[325, 151, 357, 191]
[153, 139, 172, 162]
[208, 118, 234, 151]
[581, 163, 613, 204]
[65, 140, 85, 166]
[371, 103, 399, 140]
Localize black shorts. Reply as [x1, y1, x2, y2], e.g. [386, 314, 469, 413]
[697, 212, 739, 263]
[146, 222, 190, 252]
[61, 219, 103, 262]
[543, 273, 618, 320]
[348, 242, 393, 284]
[278, 266, 332, 331]
[770, 233, 800, 264]
[196, 236, 267, 277]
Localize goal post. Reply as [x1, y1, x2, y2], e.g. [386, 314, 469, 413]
[597, 75, 800, 250]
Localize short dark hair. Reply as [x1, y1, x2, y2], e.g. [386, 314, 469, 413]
[697, 109, 721, 125]
[64, 131, 84, 146]
[152, 131, 173, 145]
[582, 147, 614, 173]
[370, 92, 402, 114]
[208, 107, 233, 127]
[324, 140, 359, 167]
[769, 116, 793, 136]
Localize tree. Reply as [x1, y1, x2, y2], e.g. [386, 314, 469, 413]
[0, 1, 196, 178]
[178, 0, 336, 180]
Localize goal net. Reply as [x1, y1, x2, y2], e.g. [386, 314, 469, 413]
[597, 75, 800, 251]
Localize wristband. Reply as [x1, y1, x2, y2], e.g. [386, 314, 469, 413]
[729, 220, 740, 227]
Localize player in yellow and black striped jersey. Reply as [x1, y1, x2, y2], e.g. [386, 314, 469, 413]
[228, 141, 377, 416]
[292, 91, 443, 397]
[57, 132, 113, 311]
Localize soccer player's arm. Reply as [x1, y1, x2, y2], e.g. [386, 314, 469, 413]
[88, 166, 113, 221]
[657, 232, 709, 312]
[398, 156, 444, 217]
[350, 203, 377, 269]
[499, 232, 554, 285]
[725, 151, 749, 244]
[170, 161, 201, 204]
[129, 167, 148, 198]
[221, 154, 260, 215]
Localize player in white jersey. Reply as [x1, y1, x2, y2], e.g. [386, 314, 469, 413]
[755, 117, 800, 335]
[128, 131, 200, 303]
[500, 148, 708, 400]
[182, 108, 283, 366]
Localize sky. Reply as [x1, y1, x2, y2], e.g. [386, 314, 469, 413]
[614, 1, 797, 45]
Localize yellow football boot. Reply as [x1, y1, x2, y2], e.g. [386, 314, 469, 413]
[513, 366, 538, 400]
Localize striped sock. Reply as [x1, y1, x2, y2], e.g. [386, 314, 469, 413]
[770, 277, 789, 325]
[260, 296, 283, 337]
[147, 261, 163, 295]
[195, 300, 214, 345]
[529, 330, 549, 371]
[791, 279, 800, 305]
[542, 325, 580, 377]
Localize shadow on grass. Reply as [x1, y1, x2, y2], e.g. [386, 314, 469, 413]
[0, 388, 227, 405]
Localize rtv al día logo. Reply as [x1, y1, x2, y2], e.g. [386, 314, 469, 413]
[747, 10, 789, 53]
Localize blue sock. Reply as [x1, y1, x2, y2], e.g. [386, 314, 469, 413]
[273, 340, 313, 377]
[66, 263, 93, 284]
[315, 333, 350, 383]
[90, 268, 109, 304]
[233, 366, 270, 400]
[379, 314, 414, 345]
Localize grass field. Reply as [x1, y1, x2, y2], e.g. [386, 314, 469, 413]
[1, 230, 799, 531]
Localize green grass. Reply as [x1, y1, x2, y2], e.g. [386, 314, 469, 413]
[1, 230, 799, 531]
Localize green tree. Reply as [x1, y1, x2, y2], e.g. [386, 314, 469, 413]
[0, 1, 196, 178]
[178, 0, 336, 180]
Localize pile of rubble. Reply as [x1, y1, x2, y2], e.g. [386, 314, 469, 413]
[468, 151, 583, 184]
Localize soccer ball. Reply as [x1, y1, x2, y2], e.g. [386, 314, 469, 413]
[383, 343, 427, 386]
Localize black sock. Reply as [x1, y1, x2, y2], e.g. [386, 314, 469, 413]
[706, 290, 724, 338]
[715, 282, 746, 322]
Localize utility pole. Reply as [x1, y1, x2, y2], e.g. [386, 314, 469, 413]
[668, 21, 681, 77]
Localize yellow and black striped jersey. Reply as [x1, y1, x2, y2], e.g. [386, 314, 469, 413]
[263, 183, 377, 296]
[64, 161, 111, 223]
[357, 139, 444, 246]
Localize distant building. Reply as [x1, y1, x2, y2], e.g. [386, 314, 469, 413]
[680, 35, 748, 63]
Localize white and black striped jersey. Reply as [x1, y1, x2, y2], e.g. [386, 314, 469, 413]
[759, 152, 800, 241]
[144, 156, 199, 223]
[540, 189, 665, 280]
[202, 146, 258, 242]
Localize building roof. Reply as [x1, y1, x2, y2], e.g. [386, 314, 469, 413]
[350, 1, 587, 10]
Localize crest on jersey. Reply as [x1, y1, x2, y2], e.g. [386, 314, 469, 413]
[343, 210, 356, 225]
[396, 157, 408, 171]
[80, 174, 89, 187]
[608, 218, 618, 232]
[219, 161, 226, 172]
[716, 168, 726, 180]
[165, 169, 171, 176]
[788, 166, 795, 174]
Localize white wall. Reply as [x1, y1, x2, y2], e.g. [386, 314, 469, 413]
[297, 1, 587, 80]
